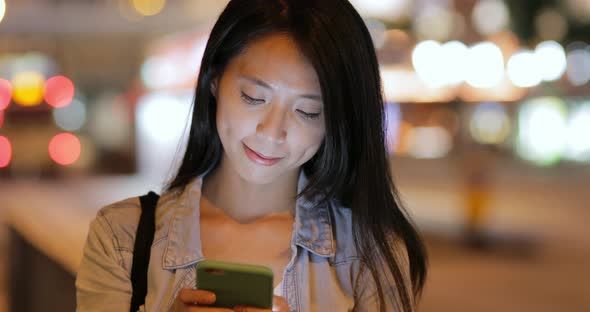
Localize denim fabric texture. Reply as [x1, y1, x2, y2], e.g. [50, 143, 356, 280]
[75, 173, 410, 312]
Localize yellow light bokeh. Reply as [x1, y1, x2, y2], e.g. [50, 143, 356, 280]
[12, 71, 46, 107]
[132, 0, 166, 17]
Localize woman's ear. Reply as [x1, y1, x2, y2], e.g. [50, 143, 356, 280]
[210, 78, 219, 97]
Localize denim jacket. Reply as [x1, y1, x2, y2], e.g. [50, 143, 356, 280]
[75, 173, 412, 311]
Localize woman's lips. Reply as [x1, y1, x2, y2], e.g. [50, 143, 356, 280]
[242, 143, 283, 166]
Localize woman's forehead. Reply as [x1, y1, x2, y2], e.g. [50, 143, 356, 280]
[228, 34, 321, 91]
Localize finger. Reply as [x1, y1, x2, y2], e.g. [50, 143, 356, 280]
[178, 288, 217, 305]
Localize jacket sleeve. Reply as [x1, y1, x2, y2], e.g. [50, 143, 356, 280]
[75, 213, 134, 312]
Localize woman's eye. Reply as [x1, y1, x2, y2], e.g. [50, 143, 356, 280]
[240, 91, 264, 105]
[296, 109, 321, 120]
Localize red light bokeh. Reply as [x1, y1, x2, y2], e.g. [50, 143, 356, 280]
[44, 75, 75, 108]
[0, 78, 12, 110]
[48, 132, 81, 166]
[0, 136, 12, 168]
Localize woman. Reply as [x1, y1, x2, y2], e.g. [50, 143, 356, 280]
[76, 0, 427, 311]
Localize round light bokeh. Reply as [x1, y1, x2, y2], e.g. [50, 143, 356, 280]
[53, 98, 87, 131]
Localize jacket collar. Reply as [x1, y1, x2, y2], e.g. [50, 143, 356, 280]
[162, 171, 335, 270]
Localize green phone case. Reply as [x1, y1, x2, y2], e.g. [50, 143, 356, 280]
[196, 260, 274, 309]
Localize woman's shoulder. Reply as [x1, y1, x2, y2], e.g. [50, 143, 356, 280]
[91, 186, 185, 245]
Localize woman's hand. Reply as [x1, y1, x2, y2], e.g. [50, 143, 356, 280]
[169, 288, 289, 312]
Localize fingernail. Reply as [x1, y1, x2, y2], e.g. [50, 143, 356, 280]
[206, 292, 216, 302]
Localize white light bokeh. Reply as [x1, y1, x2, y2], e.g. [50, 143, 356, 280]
[0, 0, 6, 23]
[141, 56, 180, 90]
[136, 91, 193, 186]
[349, 0, 411, 21]
[441, 41, 469, 85]
[407, 126, 453, 159]
[136, 93, 191, 144]
[534, 41, 567, 81]
[507, 49, 543, 88]
[565, 103, 590, 162]
[517, 97, 568, 166]
[53, 98, 87, 131]
[412, 40, 447, 88]
[472, 0, 510, 35]
[469, 102, 511, 144]
[465, 42, 505, 88]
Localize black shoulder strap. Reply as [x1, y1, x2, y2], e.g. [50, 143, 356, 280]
[130, 191, 160, 312]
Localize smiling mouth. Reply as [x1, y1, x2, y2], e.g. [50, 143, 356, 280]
[243, 143, 282, 160]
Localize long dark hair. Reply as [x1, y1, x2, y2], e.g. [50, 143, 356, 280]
[167, 0, 427, 311]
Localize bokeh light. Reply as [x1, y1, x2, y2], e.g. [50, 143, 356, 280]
[44, 75, 75, 108]
[132, 0, 166, 17]
[535, 41, 567, 82]
[472, 0, 509, 36]
[407, 126, 453, 159]
[0, 135, 11, 168]
[88, 93, 131, 150]
[349, 0, 411, 21]
[565, 102, 590, 162]
[565, 43, 590, 86]
[517, 97, 568, 166]
[412, 40, 447, 88]
[12, 71, 45, 107]
[384, 102, 401, 154]
[465, 42, 505, 88]
[136, 92, 191, 144]
[564, 0, 590, 24]
[365, 19, 387, 49]
[0, 78, 11, 110]
[415, 4, 454, 41]
[69, 135, 97, 170]
[53, 98, 87, 131]
[507, 49, 543, 88]
[469, 102, 511, 144]
[48, 132, 81, 166]
[535, 8, 568, 41]
[141, 56, 179, 90]
[441, 41, 469, 86]
[0, 0, 5, 24]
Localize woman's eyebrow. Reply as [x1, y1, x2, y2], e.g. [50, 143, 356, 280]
[239, 75, 322, 101]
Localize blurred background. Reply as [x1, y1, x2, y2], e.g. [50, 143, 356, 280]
[0, 0, 589, 311]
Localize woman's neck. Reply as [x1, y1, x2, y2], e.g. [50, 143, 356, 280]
[201, 161, 299, 224]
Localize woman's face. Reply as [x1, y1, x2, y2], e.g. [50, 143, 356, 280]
[212, 33, 325, 185]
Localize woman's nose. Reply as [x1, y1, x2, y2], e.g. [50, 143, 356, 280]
[256, 105, 287, 144]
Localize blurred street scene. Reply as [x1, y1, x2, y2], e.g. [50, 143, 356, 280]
[1, 0, 589, 311]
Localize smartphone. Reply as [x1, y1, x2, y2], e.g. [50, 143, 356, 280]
[195, 260, 274, 309]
